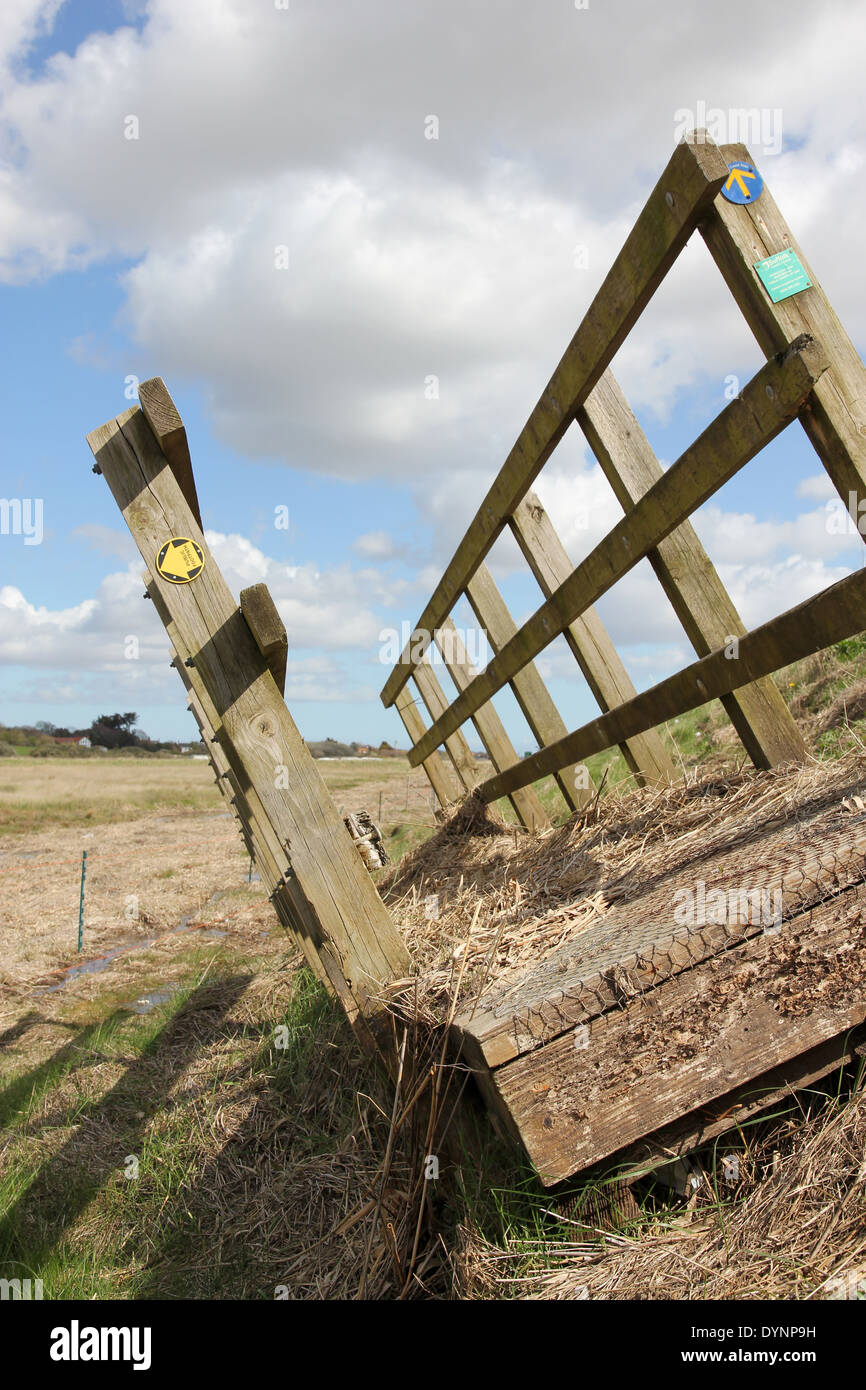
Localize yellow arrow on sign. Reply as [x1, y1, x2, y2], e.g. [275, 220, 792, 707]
[725, 166, 756, 197]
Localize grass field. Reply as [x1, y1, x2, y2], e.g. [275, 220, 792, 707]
[2, 643, 866, 1300]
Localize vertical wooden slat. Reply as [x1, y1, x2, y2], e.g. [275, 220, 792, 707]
[412, 662, 483, 793]
[509, 492, 677, 785]
[577, 370, 807, 768]
[464, 564, 592, 812]
[436, 618, 550, 832]
[393, 686, 455, 811]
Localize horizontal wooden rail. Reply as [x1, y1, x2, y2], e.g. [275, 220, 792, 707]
[408, 335, 828, 767]
[577, 368, 807, 768]
[380, 132, 730, 709]
[477, 561, 866, 802]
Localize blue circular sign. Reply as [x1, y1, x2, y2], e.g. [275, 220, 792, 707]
[721, 160, 763, 205]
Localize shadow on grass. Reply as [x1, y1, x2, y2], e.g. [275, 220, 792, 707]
[131, 969, 363, 1300]
[0, 1013, 126, 1129]
[0, 973, 252, 1286]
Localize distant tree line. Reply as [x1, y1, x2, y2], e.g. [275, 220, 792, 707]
[0, 713, 200, 754]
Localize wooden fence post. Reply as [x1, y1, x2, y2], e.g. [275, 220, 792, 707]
[89, 401, 409, 1050]
[703, 144, 866, 513]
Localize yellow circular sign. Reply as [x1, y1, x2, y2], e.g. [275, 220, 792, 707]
[156, 537, 205, 584]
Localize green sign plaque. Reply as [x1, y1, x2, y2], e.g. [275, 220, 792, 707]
[753, 247, 812, 304]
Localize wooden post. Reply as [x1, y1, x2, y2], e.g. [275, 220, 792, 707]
[577, 369, 807, 768]
[436, 617, 550, 832]
[703, 143, 866, 513]
[464, 564, 592, 812]
[156, 587, 339, 994]
[89, 405, 409, 1049]
[509, 494, 676, 787]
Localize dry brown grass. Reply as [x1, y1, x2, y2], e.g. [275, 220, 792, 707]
[3, 744, 866, 1300]
[451, 1074, 866, 1300]
[382, 746, 866, 1022]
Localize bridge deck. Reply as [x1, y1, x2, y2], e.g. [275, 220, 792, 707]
[447, 767, 866, 1185]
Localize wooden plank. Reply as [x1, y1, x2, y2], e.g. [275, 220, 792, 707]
[614, 1024, 866, 1181]
[240, 582, 288, 696]
[137, 377, 202, 530]
[380, 133, 730, 708]
[490, 884, 866, 1183]
[477, 558, 866, 804]
[155, 585, 336, 992]
[412, 662, 482, 793]
[436, 618, 549, 832]
[393, 686, 455, 811]
[465, 564, 591, 812]
[578, 369, 807, 768]
[458, 816, 866, 1068]
[410, 336, 828, 766]
[703, 143, 866, 509]
[510, 493, 676, 787]
[88, 406, 409, 1047]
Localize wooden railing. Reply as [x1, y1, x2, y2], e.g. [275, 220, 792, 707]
[381, 132, 866, 816]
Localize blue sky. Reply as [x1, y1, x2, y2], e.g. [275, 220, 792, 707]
[1, 0, 865, 751]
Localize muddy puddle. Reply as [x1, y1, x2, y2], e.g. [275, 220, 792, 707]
[34, 891, 230, 997]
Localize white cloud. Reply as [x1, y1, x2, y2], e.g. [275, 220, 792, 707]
[3, 1, 866, 740]
[796, 472, 837, 501]
[1, 0, 864, 484]
[352, 529, 405, 561]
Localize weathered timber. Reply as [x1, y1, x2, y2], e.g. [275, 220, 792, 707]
[486, 884, 866, 1183]
[88, 405, 409, 1046]
[478, 559, 866, 803]
[435, 618, 549, 832]
[509, 492, 676, 786]
[614, 1024, 866, 1181]
[577, 369, 807, 768]
[137, 377, 202, 530]
[240, 582, 288, 696]
[381, 133, 730, 708]
[465, 563, 591, 812]
[154, 582, 339, 992]
[412, 661, 482, 793]
[410, 336, 828, 766]
[703, 143, 866, 510]
[458, 816, 866, 1068]
[393, 687, 455, 810]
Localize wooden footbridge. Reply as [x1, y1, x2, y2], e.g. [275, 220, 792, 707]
[88, 131, 866, 1187]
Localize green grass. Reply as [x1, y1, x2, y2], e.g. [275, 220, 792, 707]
[0, 946, 331, 1298]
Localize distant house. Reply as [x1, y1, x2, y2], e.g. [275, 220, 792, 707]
[53, 735, 86, 747]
